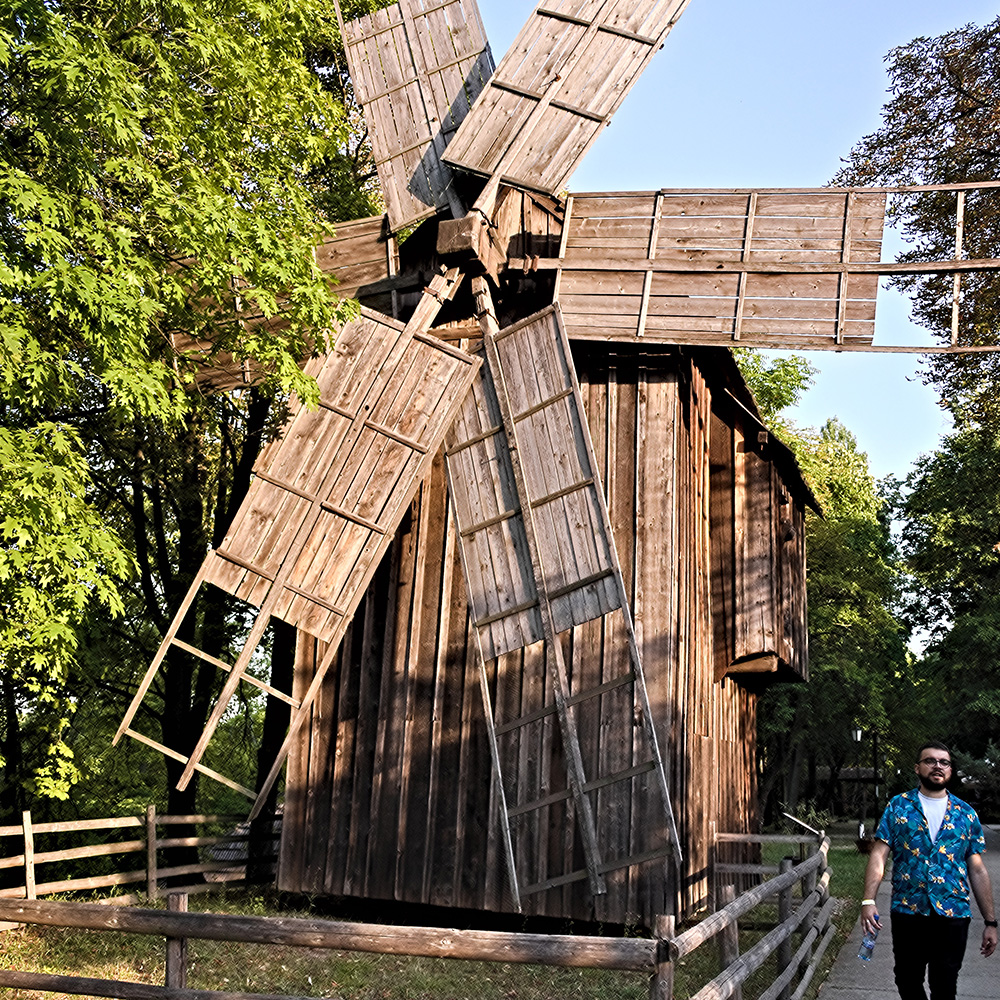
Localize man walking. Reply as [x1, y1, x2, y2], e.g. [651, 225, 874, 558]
[861, 741, 998, 1000]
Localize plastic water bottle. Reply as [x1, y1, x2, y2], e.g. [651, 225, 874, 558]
[857, 921, 879, 961]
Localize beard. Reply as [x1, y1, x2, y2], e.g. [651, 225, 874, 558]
[919, 772, 948, 792]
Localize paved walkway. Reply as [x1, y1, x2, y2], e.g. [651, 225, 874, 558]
[818, 827, 1000, 999]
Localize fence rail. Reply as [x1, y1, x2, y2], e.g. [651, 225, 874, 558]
[0, 807, 267, 909]
[0, 830, 836, 1000]
[689, 833, 834, 1000]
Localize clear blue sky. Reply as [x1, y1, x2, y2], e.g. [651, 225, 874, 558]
[476, 0, 999, 480]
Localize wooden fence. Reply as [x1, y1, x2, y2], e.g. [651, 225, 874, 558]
[679, 833, 835, 1000]
[0, 808, 264, 911]
[0, 833, 834, 1000]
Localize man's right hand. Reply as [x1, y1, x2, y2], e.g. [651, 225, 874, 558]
[861, 902, 882, 935]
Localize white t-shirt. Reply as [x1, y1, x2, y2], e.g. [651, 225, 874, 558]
[918, 791, 948, 842]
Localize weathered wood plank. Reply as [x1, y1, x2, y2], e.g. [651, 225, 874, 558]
[340, 0, 493, 231]
[315, 216, 397, 300]
[444, 0, 691, 194]
[0, 896, 657, 969]
[552, 187, 885, 346]
[446, 308, 623, 661]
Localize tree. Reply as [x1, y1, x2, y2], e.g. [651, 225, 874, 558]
[732, 349, 816, 429]
[834, 16, 1000, 809]
[895, 425, 1000, 762]
[832, 17, 1000, 424]
[0, 0, 371, 810]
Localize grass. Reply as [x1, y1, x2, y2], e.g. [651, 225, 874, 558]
[0, 889, 651, 1000]
[0, 846, 873, 1000]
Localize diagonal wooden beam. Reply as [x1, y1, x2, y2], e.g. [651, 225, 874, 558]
[470, 276, 607, 898]
[245, 269, 472, 816]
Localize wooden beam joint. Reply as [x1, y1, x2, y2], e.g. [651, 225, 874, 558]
[436, 211, 506, 279]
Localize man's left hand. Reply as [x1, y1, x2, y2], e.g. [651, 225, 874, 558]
[982, 925, 997, 958]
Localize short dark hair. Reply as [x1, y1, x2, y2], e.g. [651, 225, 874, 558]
[916, 741, 951, 762]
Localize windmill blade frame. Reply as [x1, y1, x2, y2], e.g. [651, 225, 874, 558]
[443, 0, 693, 197]
[335, 0, 495, 233]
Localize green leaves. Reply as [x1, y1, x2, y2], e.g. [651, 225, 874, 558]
[1, 0, 356, 420]
[733, 350, 816, 429]
[0, 423, 131, 799]
[0, 0, 362, 801]
[832, 16, 1000, 424]
[756, 417, 911, 820]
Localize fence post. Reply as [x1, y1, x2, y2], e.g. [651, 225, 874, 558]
[650, 913, 674, 1000]
[718, 884, 742, 1000]
[146, 805, 158, 902]
[778, 857, 793, 1000]
[803, 836, 819, 920]
[165, 891, 188, 988]
[816, 834, 831, 938]
[21, 811, 35, 900]
[708, 820, 718, 910]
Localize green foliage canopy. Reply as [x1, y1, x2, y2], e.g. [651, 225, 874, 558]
[897, 425, 1000, 759]
[833, 16, 1000, 424]
[757, 420, 911, 821]
[733, 350, 816, 429]
[0, 0, 357, 797]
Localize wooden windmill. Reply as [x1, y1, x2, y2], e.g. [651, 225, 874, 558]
[117, 0, 996, 919]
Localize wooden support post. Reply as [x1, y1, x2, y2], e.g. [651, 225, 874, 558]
[835, 191, 856, 346]
[650, 914, 674, 1000]
[165, 892, 188, 989]
[778, 858, 794, 1000]
[802, 838, 819, 919]
[952, 190, 966, 345]
[146, 805, 158, 902]
[708, 820, 718, 911]
[22, 810, 35, 900]
[817, 842, 832, 939]
[718, 884, 742, 1000]
[799, 846, 820, 974]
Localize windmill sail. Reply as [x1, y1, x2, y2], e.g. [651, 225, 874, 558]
[116, 277, 480, 801]
[445, 291, 681, 905]
[443, 0, 691, 195]
[551, 188, 887, 348]
[444, 311, 621, 660]
[338, 0, 494, 232]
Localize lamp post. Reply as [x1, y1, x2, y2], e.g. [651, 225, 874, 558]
[853, 728, 864, 839]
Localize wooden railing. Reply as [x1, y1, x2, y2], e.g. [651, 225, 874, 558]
[0, 833, 835, 1000]
[687, 832, 834, 1000]
[0, 807, 266, 910]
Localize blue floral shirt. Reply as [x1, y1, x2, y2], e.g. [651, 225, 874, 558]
[875, 789, 986, 918]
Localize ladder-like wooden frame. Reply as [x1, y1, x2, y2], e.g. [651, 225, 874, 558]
[115, 273, 480, 809]
[444, 279, 681, 907]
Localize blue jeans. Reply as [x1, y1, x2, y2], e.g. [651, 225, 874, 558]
[890, 911, 970, 1000]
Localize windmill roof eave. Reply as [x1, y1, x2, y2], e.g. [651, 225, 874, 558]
[688, 346, 823, 517]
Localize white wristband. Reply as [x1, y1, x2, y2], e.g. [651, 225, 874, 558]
[861, 899, 876, 906]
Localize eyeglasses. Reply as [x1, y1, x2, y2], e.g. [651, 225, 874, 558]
[919, 757, 952, 768]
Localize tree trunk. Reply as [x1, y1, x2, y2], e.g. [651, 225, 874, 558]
[248, 619, 296, 883]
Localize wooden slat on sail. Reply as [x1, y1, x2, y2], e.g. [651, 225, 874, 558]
[315, 215, 399, 301]
[339, 0, 494, 232]
[116, 284, 480, 800]
[445, 297, 681, 905]
[445, 308, 619, 660]
[551, 188, 887, 349]
[443, 0, 691, 195]
[203, 315, 475, 641]
[169, 217, 401, 392]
